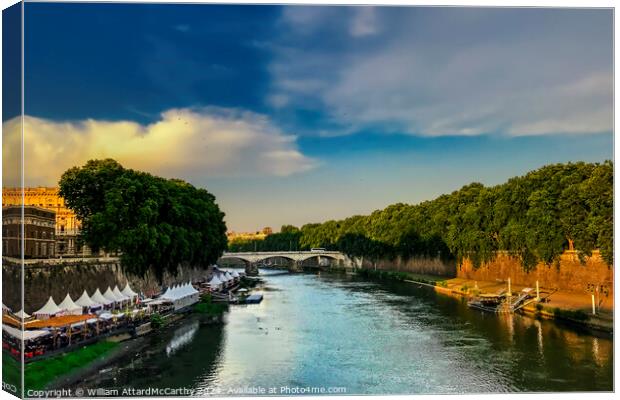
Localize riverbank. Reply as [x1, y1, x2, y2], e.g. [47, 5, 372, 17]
[355, 269, 613, 333]
[68, 269, 614, 393]
[4, 295, 231, 392]
[3, 341, 119, 392]
[441, 277, 613, 333]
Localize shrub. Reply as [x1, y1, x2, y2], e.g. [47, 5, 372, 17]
[193, 295, 228, 317]
[150, 313, 165, 330]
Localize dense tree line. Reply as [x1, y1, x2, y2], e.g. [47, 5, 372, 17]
[59, 159, 228, 280]
[229, 161, 613, 269]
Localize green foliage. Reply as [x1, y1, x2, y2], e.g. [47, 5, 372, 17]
[2, 352, 21, 394]
[356, 269, 409, 282]
[228, 225, 302, 252]
[150, 313, 165, 330]
[59, 159, 228, 281]
[22, 341, 118, 390]
[193, 295, 228, 317]
[229, 161, 613, 271]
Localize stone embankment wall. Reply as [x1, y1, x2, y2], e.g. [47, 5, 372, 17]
[355, 255, 456, 277]
[457, 250, 613, 294]
[2, 258, 213, 312]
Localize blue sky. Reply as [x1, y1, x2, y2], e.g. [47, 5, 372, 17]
[3, 4, 613, 231]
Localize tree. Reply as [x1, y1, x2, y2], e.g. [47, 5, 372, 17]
[59, 159, 228, 281]
[242, 161, 613, 271]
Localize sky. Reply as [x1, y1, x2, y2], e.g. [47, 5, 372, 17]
[2, 4, 614, 232]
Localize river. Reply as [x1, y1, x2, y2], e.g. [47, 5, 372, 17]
[75, 269, 613, 395]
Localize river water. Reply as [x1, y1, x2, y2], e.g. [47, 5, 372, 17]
[77, 269, 613, 395]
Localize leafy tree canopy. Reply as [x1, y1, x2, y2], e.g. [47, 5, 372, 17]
[59, 159, 228, 281]
[229, 161, 613, 269]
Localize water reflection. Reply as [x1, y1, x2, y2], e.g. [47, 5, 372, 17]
[166, 320, 199, 357]
[535, 319, 544, 358]
[75, 271, 613, 394]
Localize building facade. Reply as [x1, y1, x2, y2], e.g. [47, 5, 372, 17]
[2, 187, 83, 256]
[2, 206, 56, 258]
[226, 227, 273, 242]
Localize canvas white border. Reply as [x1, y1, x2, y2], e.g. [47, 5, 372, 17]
[0, 2, 616, 400]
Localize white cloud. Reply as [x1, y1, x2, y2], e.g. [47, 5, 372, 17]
[2, 107, 318, 187]
[270, 7, 613, 137]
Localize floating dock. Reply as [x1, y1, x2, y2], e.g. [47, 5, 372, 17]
[245, 294, 263, 304]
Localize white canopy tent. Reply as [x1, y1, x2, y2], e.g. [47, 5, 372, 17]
[91, 288, 114, 306]
[231, 270, 240, 279]
[15, 310, 31, 319]
[121, 283, 138, 300]
[223, 272, 234, 287]
[3, 325, 51, 341]
[58, 294, 83, 315]
[75, 290, 100, 309]
[103, 287, 121, 304]
[33, 297, 62, 319]
[160, 282, 199, 311]
[215, 273, 227, 286]
[113, 286, 130, 302]
[208, 275, 223, 291]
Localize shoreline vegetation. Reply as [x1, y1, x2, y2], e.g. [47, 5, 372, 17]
[2, 302, 228, 390]
[4, 292, 232, 392]
[229, 161, 612, 271]
[3, 341, 119, 392]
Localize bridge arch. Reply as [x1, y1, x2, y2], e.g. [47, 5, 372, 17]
[218, 251, 351, 275]
[255, 255, 297, 265]
[219, 255, 253, 264]
[298, 254, 340, 263]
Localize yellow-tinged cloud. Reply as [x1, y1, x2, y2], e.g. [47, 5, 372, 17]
[2, 107, 319, 186]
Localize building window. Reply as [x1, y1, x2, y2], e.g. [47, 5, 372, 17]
[42, 243, 47, 256]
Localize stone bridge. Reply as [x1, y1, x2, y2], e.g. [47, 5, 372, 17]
[219, 251, 352, 275]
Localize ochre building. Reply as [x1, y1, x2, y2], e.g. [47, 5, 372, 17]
[2, 187, 82, 256]
[2, 205, 56, 258]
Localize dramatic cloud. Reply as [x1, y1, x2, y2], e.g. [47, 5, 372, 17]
[2, 108, 318, 187]
[269, 7, 612, 137]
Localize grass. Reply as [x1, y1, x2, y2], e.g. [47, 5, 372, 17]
[6, 341, 120, 391]
[2, 352, 22, 394]
[193, 294, 229, 317]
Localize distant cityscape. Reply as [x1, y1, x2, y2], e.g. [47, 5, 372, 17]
[226, 227, 273, 242]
